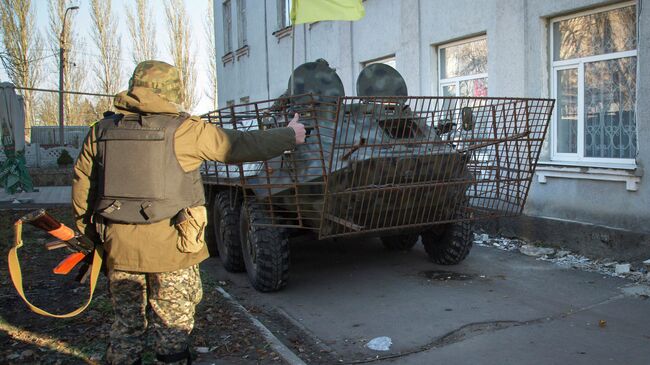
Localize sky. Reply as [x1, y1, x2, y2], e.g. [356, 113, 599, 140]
[0, 0, 216, 114]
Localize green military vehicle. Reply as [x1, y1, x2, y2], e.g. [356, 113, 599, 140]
[201, 59, 554, 292]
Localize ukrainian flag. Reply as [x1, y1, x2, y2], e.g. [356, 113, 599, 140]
[290, 0, 365, 25]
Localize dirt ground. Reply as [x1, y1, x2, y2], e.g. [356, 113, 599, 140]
[0, 207, 284, 364]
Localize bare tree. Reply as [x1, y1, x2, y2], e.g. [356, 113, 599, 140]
[127, 0, 157, 65]
[48, 0, 88, 125]
[90, 0, 122, 112]
[165, 0, 197, 112]
[34, 92, 58, 126]
[204, 0, 218, 110]
[0, 0, 43, 137]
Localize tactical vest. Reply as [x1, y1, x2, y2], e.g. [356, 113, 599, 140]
[94, 113, 205, 224]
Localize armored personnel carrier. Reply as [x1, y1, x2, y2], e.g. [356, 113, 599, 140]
[201, 59, 554, 292]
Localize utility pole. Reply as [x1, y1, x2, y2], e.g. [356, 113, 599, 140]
[59, 5, 79, 147]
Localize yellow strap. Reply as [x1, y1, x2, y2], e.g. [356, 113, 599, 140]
[7, 220, 104, 318]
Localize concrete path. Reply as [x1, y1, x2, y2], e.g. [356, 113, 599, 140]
[202, 237, 650, 365]
[0, 186, 71, 206]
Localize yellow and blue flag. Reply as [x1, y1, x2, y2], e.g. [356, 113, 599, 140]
[290, 0, 365, 25]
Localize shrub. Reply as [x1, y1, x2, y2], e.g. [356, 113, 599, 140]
[57, 149, 74, 166]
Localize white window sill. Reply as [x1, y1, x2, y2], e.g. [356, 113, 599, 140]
[221, 52, 234, 65]
[235, 45, 249, 60]
[535, 163, 643, 191]
[273, 26, 293, 41]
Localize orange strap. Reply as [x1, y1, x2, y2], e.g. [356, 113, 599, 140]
[7, 220, 104, 318]
[47, 224, 76, 241]
[53, 252, 86, 275]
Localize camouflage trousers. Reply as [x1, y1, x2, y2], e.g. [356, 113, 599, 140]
[106, 265, 203, 365]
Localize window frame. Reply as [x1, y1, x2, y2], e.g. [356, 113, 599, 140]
[550, 1, 638, 166]
[438, 35, 488, 97]
[236, 0, 247, 49]
[223, 0, 233, 54]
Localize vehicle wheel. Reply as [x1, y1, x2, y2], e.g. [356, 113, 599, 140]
[213, 190, 245, 272]
[421, 206, 473, 265]
[240, 200, 289, 292]
[381, 234, 419, 251]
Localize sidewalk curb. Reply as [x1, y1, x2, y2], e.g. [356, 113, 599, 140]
[215, 287, 308, 365]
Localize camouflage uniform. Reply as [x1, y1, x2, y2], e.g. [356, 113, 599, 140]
[71, 60, 297, 365]
[106, 266, 202, 365]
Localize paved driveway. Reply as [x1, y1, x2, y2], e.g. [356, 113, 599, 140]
[202, 236, 650, 365]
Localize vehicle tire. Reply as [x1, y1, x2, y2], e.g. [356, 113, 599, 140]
[213, 190, 245, 272]
[421, 204, 473, 265]
[381, 234, 419, 251]
[240, 200, 289, 292]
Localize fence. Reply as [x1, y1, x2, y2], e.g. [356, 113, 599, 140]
[0, 144, 81, 168]
[29, 126, 89, 148]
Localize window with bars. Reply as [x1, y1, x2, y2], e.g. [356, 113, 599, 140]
[277, 0, 291, 29]
[438, 36, 488, 97]
[223, 0, 233, 53]
[551, 3, 637, 163]
[236, 0, 247, 48]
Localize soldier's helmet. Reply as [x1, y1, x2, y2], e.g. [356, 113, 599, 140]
[129, 60, 182, 104]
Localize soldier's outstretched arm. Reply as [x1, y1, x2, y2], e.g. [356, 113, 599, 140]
[174, 114, 306, 171]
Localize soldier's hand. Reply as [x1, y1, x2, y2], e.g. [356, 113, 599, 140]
[288, 113, 306, 145]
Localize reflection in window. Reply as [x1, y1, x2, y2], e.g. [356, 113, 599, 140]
[439, 37, 488, 97]
[557, 69, 578, 153]
[553, 6, 636, 61]
[552, 4, 637, 162]
[442, 84, 456, 97]
[584, 58, 636, 158]
[459, 78, 488, 97]
[440, 38, 487, 79]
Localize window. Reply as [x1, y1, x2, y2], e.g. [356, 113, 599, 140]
[222, 0, 233, 53]
[277, 0, 291, 29]
[236, 0, 247, 48]
[551, 3, 637, 163]
[364, 56, 396, 69]
[438, 36, 488, 97]
[240, 96, 250, 111]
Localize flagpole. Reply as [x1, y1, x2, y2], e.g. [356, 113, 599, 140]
[290, 23, 296, 97]
[289, 0, 365, 97]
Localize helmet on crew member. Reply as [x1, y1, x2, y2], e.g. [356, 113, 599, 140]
[128, 60, 182, 104]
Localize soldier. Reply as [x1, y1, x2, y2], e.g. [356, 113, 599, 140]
[72, 60, 305, 365]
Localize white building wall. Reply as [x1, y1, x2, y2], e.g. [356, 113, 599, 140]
[522, 0, 650, 232]
[214, 0, 649, 234]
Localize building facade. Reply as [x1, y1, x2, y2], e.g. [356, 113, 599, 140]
[214, 0, 649, 257]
